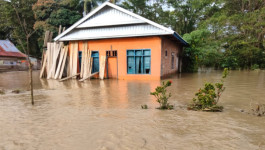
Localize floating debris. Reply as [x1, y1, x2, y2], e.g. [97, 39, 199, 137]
[11, 89, 21, 94]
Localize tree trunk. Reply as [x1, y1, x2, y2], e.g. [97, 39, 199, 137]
[29, 63, 34, 105]
[27, 37, 34, 105]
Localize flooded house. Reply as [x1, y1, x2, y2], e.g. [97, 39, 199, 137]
[53, 2, 188, 80]
[0, 40, 27, 71]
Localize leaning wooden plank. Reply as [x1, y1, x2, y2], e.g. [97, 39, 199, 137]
[69, 43, 73, 77]
[88, 54, 93, 77]
[46, 43, 51, 75]
[54, 46, 65, 79]
[99, 55, 106, 80]
[43, 31, 50, 48]
[47, 43, 61, 79]
[39, 51, 47, 78]
[83, 49, 88, 78]
[59, 46, 68, 79]
[48, 42, 54, 76]
[80, 42, 87, 78]
[79, 72, 99, 82]
[85, 50, 92, 78]
[59, 73, 80, 82]
[72, 42, 78, 78]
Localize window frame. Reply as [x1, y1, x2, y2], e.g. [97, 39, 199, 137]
[126, 49, 151, 75]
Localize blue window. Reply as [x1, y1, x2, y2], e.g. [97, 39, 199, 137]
[127, 49, 151, 74]
[92, 51, 99, 73]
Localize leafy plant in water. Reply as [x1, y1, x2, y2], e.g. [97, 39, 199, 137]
[150, 81, 173, 110]
[141, 104, 148, 109]
[188, 68, 228, 112]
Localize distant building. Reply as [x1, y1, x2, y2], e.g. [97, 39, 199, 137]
[54, 2, 188, 80]
[0, 40, 27, 71]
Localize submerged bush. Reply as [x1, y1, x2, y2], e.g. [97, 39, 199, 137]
[150, 81, 173, 110]
[0, 89, 5, 95]
[12, 89, 21, 94]
[188, 68, 228, 112]
[141, 104, 148, 109]
[249, 103, 265, 117]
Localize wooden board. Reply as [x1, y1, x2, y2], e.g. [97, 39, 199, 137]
[54, 46, 65, 79]
[69, 43, 73, 77]
[79, 72, 99, 82]
[59, 73, 80, 82]
[39, 51, 47, 78]
[59, 46, 68, 79]
[72, 42, 78, 79]
[99, 55, 106, 79]
[47, 43, 60, 79]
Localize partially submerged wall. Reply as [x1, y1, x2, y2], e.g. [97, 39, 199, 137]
[161, 37, 182, 77]
[69, 36, 162, 80]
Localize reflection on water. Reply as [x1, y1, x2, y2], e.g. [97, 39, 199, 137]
[0, 70, 265, 150]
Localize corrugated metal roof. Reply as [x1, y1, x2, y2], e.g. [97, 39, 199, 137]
[0, 40, 27, 58]
[55, 2, 188, 46]
[60, 24, 170, 41]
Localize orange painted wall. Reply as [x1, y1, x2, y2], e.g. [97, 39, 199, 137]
[69, 36, 162, 80]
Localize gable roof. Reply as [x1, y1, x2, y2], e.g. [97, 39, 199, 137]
[54, 1, 188, 46]
[0, 40, 27, 58]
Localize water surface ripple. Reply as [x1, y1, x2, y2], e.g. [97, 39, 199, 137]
[0, 70, 264, 150]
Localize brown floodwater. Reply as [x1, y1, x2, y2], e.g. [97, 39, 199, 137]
[0, 70, 264, 150]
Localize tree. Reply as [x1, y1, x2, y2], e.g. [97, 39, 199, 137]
[0, 0, 39, 56]
[33, 0, 83, 48]
[1, 0, 39, 105]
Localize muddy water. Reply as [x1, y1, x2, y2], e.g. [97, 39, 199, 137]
[0, 70, 264, 150]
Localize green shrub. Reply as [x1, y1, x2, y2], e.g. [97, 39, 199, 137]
[188, 68, 228, 112]
[150, 81, 173, 110]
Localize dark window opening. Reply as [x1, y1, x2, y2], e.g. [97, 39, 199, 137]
[106, 50, 117, 57]
[78, 51, 82, 69]
[127, 49, 151, 74]
[91, 51, 99, 73]
[165, 50, 167, 56]
[171, 52, 175, 69]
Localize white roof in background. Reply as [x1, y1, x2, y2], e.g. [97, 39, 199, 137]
[54, 2, 187, 45]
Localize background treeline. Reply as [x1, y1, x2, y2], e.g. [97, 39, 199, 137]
[0, 0, 264, 71]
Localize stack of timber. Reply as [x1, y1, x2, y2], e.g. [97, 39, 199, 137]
[40, 42, 68, 80]
[67, 42, 79, 79]
[79, 42, 98, 82]
[40, 41, 103, 81]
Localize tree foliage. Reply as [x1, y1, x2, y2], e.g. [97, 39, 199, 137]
[0, 0, 39, 56]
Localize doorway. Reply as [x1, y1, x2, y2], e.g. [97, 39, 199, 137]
[106, 50, 118, 79]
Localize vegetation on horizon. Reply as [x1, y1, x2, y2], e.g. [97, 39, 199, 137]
[0, 0, 264, 70]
